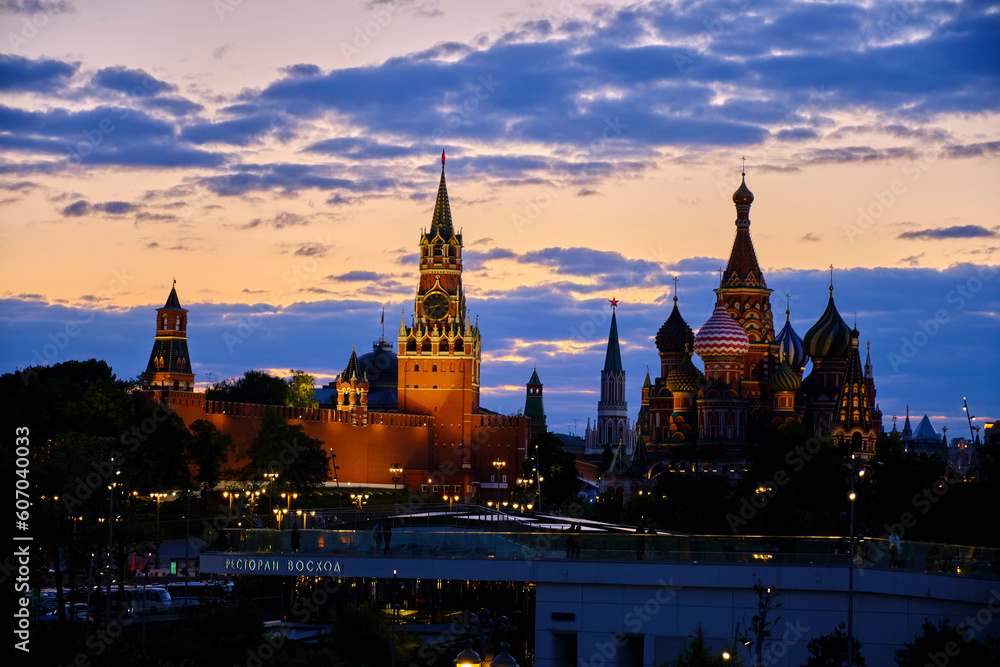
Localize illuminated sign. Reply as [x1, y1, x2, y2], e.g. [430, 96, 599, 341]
[224, 557, 342, 574]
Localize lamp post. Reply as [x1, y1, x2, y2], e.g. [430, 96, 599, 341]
[329, 450, 342, 522]
[390, 463, 403, 516]
[351, 492, 370, 515]
[454, 638, 482, 667]
[105, 455, 120, 633]
[223, 490, 240, 525]
[847, 453, 857, 667]
[150, 492, 168, 533]
[492, 458, 506, 503]
[445, 494, 459, 511]
[281, 492, 298, 525]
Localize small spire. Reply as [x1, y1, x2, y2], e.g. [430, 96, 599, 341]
[785, 292, 791, 319]
[441, 149, 446, 168]
[672, 276, 679, 303]
[829, 264, 834, 293]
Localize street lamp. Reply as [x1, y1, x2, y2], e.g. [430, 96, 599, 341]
[847, 453, 860, 667]
[329, 449, 342, 521]
[390, 463, 404, 515]
[150, 492, 168, 532]
[105, 455, 120, 633]
[223, 490, 240, 525]
[351, 492, 370, 514]
[490, 643, 519, 667]
[281, 491, 298, 519]
[444, 494, 459, 511]
[454, 638, 482, 667]
[492, 458, 506, 503]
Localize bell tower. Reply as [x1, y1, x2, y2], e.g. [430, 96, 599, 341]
[398, 152, 482, 469]
[142, 281, 195, 391]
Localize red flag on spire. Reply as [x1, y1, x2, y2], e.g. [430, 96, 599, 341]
[441, 150, 446, 166]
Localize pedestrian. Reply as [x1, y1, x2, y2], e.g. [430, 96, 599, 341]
[889, 528, 901, 567]
[373, 521, 383, 554]
[571, 523, 582, 559]
[635, 519, 646, 560]
[383, 520, 393, 554]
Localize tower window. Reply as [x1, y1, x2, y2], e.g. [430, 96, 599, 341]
[414, 364, 419, 372]
[162, 315, 168, 330]
[432, 364, 437, 372]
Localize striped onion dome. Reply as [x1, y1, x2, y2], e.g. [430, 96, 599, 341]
[774, 310, 808, 371]
[768, 357, 801, 393]
[693, 299, 750, 358]
[655, 297, 695, 354]
[666, 347, 706, 393]
[804, 289, 851, 358]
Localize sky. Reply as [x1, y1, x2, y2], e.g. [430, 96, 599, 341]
[1, 0, 997, 439]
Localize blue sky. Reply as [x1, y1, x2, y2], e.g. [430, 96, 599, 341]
[0, 0, 997, 436]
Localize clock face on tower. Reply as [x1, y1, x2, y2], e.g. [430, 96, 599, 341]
[421, 291, 451, 321]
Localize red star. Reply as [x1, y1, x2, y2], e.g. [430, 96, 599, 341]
[609, 297, 619, 309]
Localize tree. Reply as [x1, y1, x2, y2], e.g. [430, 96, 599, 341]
[187, 419, 234, 493]
[894, 620, 999, 667]
[286, 369, 319, 408]
[803, 621, 866, 667]
[244, 411, 329, 491]
[738, 576, 782, 667]
[206, 369, 288, 405]
[521, 432, 579, 509]
[669, 624, 743, 667]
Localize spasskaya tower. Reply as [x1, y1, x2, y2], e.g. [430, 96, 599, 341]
[397, 152, 482, 470]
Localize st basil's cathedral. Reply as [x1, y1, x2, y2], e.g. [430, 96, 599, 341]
[589, 173, 884, 495]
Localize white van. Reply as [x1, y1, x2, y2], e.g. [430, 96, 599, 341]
[125, 587, 173, 614]
[165, 582, 230, 607]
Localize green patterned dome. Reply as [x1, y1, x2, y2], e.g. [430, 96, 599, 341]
[804, 290, 851, 358]
[768, 357, 801, 393]
[666, 349, 705, 393]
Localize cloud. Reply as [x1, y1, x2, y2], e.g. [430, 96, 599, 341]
[295, 243, 334, 257]
[800, 233, 820, 242]
[0, 0, 73, 15]
[92, 66, 176, 96]
[0, 54, 76, 92]
[144, 96, 204, 116]
[303, 136, 424, 160]
[898, 225, 997, 240]
[241, 211, 310, 229]
[61, 199, 89, 216]
[327, 271, 380, 282]
[213, 43, 232, 60]
[941, 141, 1000, 159]
[59, 199, 139, 217]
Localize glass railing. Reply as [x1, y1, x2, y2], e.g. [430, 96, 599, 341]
[211, 528, 1000, 579]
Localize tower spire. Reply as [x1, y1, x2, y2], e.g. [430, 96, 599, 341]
[604, 302, 623, 372]
[430, 151, 454, 238]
